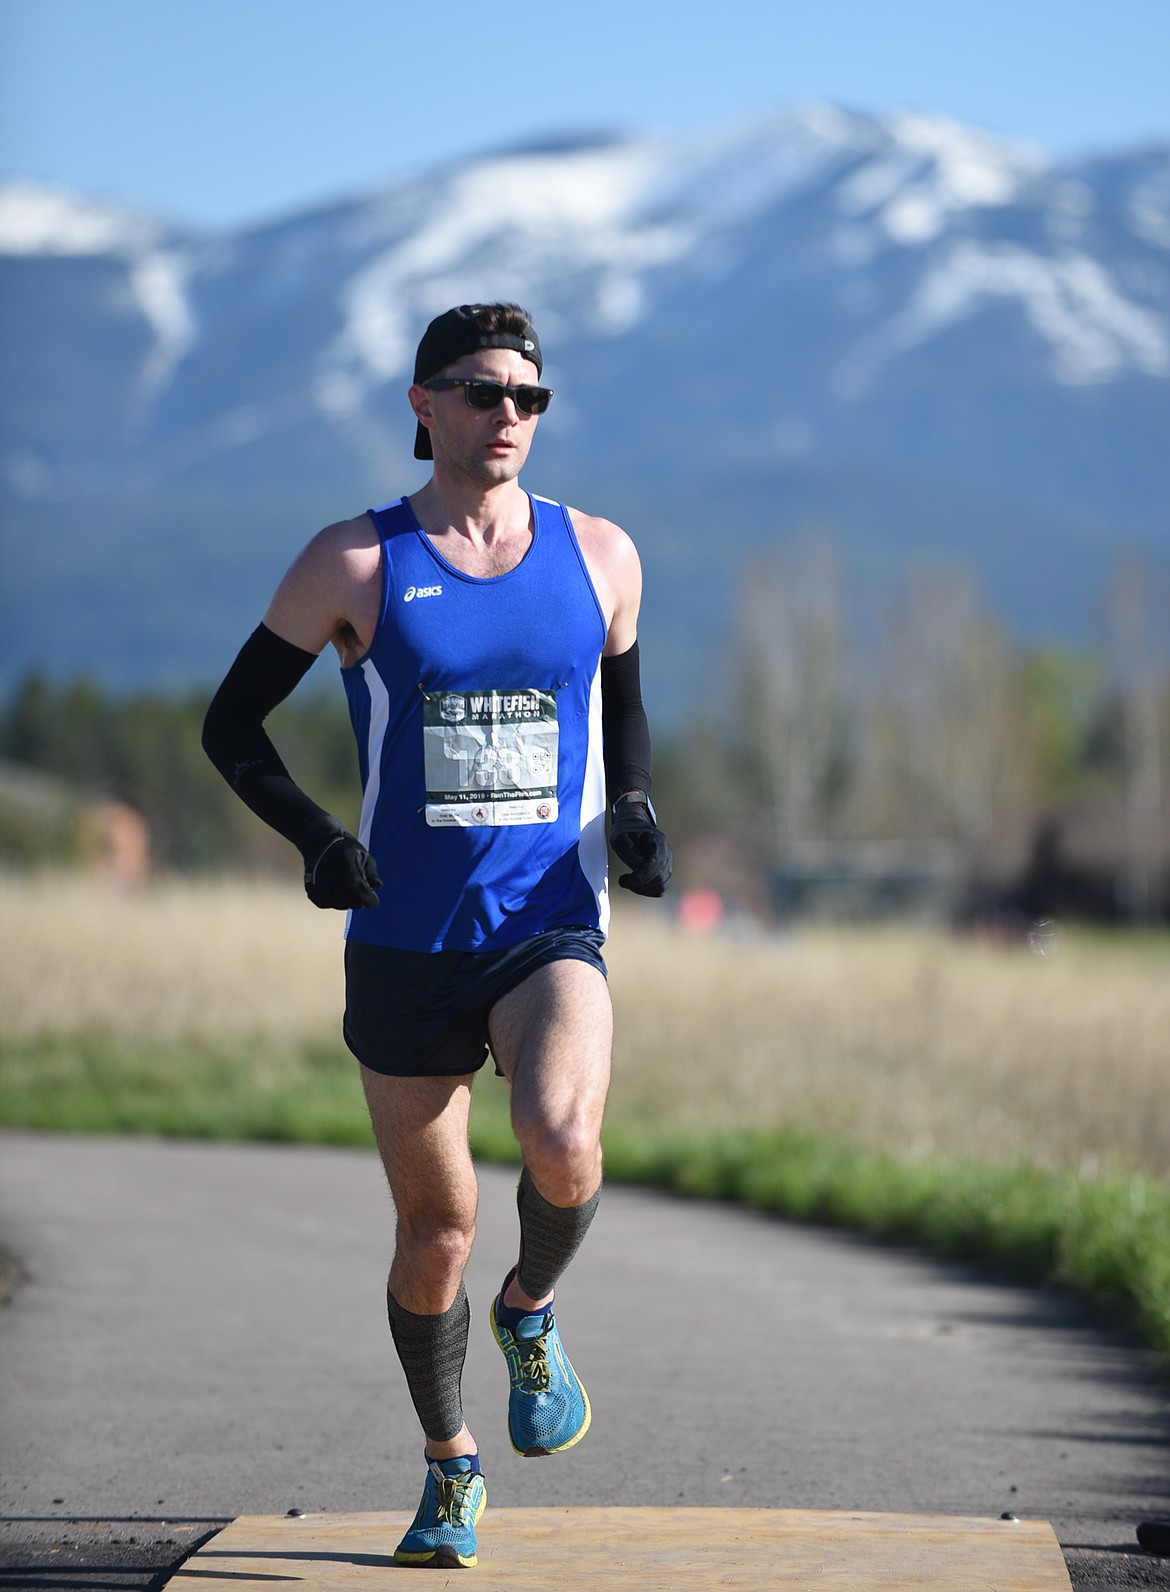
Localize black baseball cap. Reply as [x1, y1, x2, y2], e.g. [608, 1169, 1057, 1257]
[412, 303, 543, 460]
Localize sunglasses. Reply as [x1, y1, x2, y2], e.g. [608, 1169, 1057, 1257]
[423, 378, 554, 416]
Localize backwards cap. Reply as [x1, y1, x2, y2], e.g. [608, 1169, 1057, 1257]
[412, 303, 543, 460]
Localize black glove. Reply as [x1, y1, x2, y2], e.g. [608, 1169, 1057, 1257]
[296, 814, 382, 910]
[609, 793, 673, 898]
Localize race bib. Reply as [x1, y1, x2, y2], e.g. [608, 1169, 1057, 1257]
[422, 688, 559, 827]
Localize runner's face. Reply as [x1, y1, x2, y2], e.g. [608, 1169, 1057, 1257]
[414, 347, 543, 485]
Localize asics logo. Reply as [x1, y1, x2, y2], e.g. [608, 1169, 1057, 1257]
[404, 584, 443, 602]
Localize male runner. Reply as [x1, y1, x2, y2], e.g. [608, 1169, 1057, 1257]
[202, 303, 672, 1569]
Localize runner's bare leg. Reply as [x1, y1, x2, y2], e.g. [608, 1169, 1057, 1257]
[362, 1068, 480, 1461]
[489, 959, 612, 1310]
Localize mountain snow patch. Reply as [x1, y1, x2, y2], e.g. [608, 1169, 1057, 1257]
[130, 251, 198, 399]
[0, 181, 162, 256]
[837, 242, 1169, 392]
[838, 113, 1044, 245]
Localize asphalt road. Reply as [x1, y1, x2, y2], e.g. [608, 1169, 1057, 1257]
[1, 1131, 1167, 1589]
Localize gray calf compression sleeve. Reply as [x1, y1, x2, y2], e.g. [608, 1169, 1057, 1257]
[515, 1166, 601, 1300]
[385, 1283, 469, 1443]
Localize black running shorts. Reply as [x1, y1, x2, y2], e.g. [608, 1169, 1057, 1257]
[343, 925, 608, 1078]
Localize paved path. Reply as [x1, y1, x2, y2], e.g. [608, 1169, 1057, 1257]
[1, 1132, 1167, 1588]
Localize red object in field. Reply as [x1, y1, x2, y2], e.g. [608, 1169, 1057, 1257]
[677, 888, 724, 934]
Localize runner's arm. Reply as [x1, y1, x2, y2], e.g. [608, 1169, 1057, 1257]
[202, 624, 381, 909]
[577, 514, 672, 897]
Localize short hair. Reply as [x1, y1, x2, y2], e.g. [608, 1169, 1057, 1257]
[468, 302, 533, 340]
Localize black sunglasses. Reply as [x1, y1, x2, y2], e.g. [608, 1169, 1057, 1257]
[424, 378, 554, 416]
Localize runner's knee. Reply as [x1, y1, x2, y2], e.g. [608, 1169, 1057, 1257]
[514, 1113, 602, 1201]
[395, 1210, 476, 1283]
[515, 1106, 595, 1161]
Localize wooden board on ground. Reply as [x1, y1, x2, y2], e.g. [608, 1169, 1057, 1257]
[167, 1506, 1072, 1589]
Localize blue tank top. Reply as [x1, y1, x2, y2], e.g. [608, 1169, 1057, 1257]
[341, 494, 610, 952]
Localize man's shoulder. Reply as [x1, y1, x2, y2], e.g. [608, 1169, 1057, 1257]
[559, 504, 642, 642]
[299, 511, 382, 566]
[562, 503, 640, 573]
[319, 509, 382, 548]
[280, 512, 382, 595]
[561, 502, 634, 548]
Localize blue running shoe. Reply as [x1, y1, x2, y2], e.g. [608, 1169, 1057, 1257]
[393, 1456, 486, 1569]
[490, 1292, 591, 1456]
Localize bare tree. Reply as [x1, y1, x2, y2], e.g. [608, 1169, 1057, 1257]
[1107, 547, 1170, 923]
[728, 544, 1106, 897]
[848, 565, 1030, 880]
[735, 532, 849, 860]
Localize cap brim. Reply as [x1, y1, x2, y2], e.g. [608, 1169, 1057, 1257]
[414, 420, 433, 461]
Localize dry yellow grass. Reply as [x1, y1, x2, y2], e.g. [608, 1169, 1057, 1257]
[2, 875, 1167, 1177]
[606, 908, 1170, 1178]
[0, 873, 345, 1046]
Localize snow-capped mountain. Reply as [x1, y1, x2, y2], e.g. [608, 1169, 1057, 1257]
[2, 105, 1168, 709]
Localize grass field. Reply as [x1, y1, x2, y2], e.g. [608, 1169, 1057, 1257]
[2, 874, 1168, 1355]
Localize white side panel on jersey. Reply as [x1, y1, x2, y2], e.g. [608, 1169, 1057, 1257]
[344, 658, 391, 940]
[356, 658, 391, 850]
[578, 659, 610, 936]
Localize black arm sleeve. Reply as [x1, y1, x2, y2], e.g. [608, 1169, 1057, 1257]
[201, 623, 328, 846]
[600, 639, 652, 806]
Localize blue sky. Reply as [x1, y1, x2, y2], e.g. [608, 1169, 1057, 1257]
[2, 0, 1168, 229]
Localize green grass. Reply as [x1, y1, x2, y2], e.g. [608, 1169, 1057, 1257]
[0, 1037, 376, 1145]
[2, 1036, 1168, 1362]
[597, 1123, 1170, 1360]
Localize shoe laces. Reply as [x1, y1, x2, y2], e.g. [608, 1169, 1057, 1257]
[517, 1327, 552, 1392]
[427, 1462, 479, 1526]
